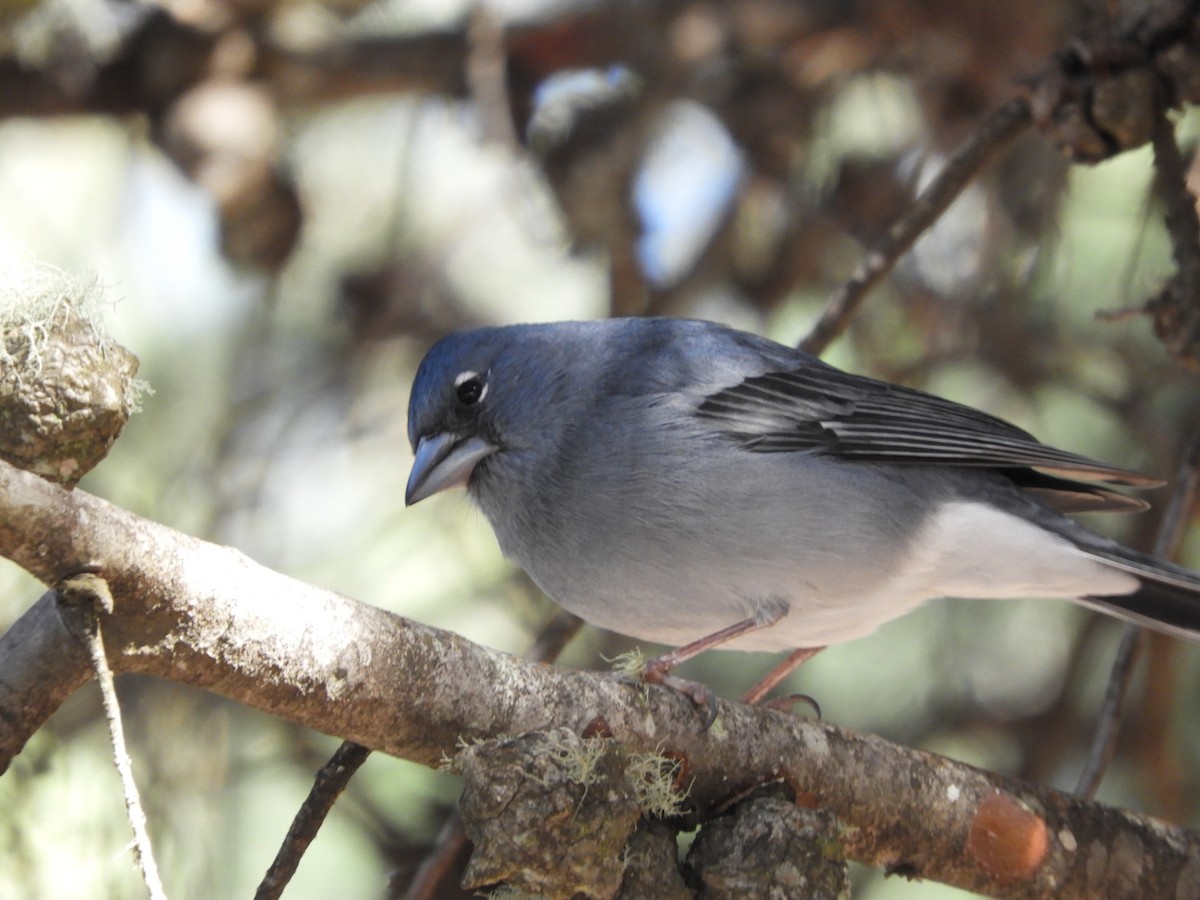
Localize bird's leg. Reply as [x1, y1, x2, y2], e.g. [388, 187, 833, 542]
[643, 616, 776, 677]
[641, 609, 788, 727]
[741, 646, 824, 708]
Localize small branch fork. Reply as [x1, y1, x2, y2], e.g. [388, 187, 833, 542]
[55, 573, 168, 900]
[803, 2, 1200, 358]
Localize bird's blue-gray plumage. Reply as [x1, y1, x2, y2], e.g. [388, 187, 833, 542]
[406, 318, 1200, 652]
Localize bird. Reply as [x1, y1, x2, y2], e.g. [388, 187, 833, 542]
[405, 317, 1200, 719]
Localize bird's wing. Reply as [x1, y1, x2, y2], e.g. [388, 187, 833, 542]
[696, 363, 1160, 504]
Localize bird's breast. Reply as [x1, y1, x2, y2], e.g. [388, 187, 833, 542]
[477, 440, 935, 650]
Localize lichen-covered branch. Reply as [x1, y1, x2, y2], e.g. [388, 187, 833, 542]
[0, 458, 1197, 897]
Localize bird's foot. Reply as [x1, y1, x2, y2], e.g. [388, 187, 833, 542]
[612, 636, 824, 729]
[640, 663, 720, 729]
[759, 693, 822, 719]
[739, 646, 825, 709]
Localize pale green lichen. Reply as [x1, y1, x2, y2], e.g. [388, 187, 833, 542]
[626, 750, 690, 818]
[603, 648, 646, 678]
[445, 734, 504, 773]
[0, 261, 151, 410]
[534, 729, 606, 793]
[1, 263, 103, 372]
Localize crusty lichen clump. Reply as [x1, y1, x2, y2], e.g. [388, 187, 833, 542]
[0, 264, 148, 486]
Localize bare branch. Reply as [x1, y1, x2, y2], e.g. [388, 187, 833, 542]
[254, 741, 371, 900]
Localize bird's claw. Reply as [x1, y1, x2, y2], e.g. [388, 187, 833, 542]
[760, 692, 822, 720]
[640, 665, 719, 729]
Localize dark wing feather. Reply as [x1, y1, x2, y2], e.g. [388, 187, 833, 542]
[696, 364, 1159, 510]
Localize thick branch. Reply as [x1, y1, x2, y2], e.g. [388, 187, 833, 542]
[0, 458, 1197, 897]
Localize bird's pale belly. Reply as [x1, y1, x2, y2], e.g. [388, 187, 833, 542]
[518, 498, 1139, 653]
[521, 529, 921, 652]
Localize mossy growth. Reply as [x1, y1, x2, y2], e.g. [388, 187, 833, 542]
[0, 262, 149, 485]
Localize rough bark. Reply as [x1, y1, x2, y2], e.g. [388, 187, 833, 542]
[1, 459, 1198, 897]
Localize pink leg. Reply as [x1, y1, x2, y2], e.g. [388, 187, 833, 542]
[741, 646, 824, 705]
[641, 611, 788, 727]
[642, 615, 778, 680]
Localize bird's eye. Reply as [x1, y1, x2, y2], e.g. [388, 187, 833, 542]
[454, 371, 486, 406]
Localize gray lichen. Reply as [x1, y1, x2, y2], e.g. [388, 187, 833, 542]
[0, 263, 148, 486]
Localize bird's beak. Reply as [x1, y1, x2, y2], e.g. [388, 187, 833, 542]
[405, 432, 498, 506]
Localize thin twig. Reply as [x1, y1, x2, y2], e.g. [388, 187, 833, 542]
[1075, 111, 1200, 798]
[399, 808, 470, 900]
[524, 606, 585, 665]
[1074, 423, 1200, 799]
[1072, 626, 1145, 800]
[799, 96, 1032, 356]
[255, 741, 372, 900]
[1151, 111, 1200, 284]
[403, 606, 583, 900]
[56, 573, 168, 900]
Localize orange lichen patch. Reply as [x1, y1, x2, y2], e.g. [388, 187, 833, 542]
[966, 792, 1050, 884]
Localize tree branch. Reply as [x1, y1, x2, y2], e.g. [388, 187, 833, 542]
[254, 740, 371, 900]
[0, 459, 1198, 896]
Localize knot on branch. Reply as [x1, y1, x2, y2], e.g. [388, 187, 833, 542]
[965, 791, 1050, 885]
[0, 266, 145, 486]
[1025, 2, 1200, 161]
[54, 571, 115, 626]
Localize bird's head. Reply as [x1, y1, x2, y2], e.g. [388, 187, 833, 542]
[407, 323, 594, 506]
[405, 328, 513, 506]
[407, 319, 689, 506]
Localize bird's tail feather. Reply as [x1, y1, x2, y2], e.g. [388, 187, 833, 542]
[1078, 544, 1200, 642]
